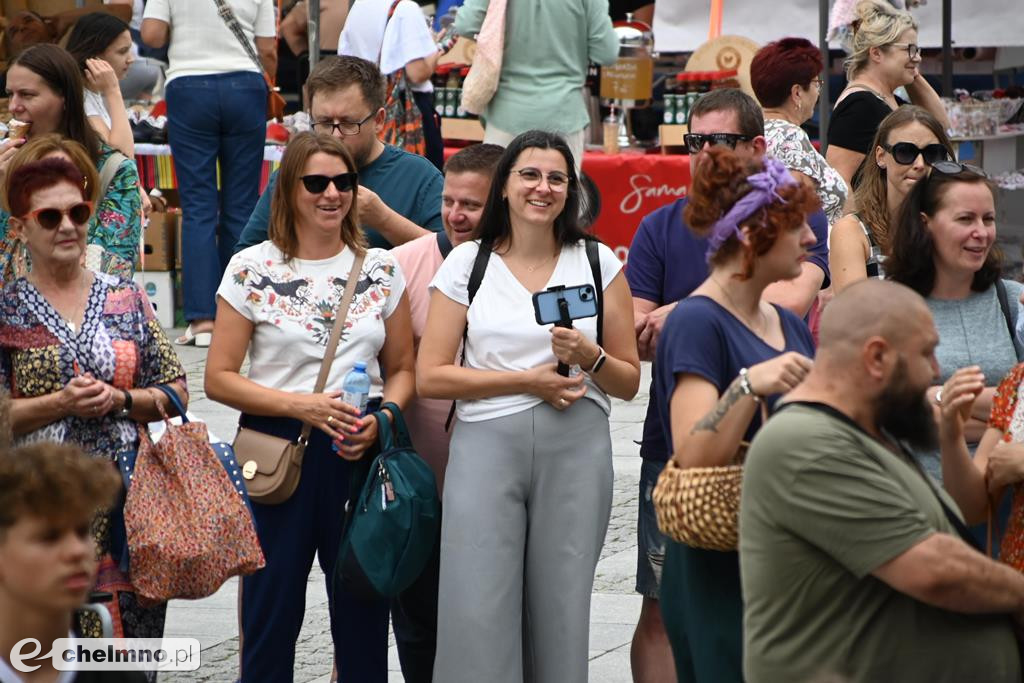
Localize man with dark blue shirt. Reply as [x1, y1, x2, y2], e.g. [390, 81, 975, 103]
[625, 88, 830, 683]
[235, 55, 443, 253]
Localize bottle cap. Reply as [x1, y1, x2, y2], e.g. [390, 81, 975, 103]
[354, 361, 367, 372]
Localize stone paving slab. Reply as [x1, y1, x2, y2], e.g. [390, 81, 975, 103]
[160, 335, 650, 681]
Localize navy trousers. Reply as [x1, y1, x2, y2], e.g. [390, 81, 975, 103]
[238, 413, 390, 683]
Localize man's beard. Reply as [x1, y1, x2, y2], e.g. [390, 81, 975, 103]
[876, 357, 938, 451]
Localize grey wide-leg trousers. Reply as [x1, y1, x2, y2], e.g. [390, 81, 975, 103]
[433, 398, 614, 683]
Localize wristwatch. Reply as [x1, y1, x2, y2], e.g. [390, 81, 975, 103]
[586, 347, 607, 375]
[116, 389, 133, 417]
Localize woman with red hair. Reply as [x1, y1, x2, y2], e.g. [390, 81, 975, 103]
[654, 147, 819, 680]
[751, 37, 848, 225]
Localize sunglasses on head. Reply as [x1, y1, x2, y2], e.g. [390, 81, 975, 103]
[683, 133, 754, 154]
[930, 160, 988, 178]
[300, 173, 358, 194]
[21, 202, 93, 230]
[882, 142, 949, 166]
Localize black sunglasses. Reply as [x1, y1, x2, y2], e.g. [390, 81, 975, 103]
[882, 142, 949, 166]
[683, 133, 754, 154]
[930, 160, 988, 178]
[300, 173, 358, 194]
[22, 202, 93, 230]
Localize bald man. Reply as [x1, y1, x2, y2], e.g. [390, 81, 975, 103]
[738, 280, 1024, 683]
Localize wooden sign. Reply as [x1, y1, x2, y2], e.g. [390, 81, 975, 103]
[600, 56, 654, 101]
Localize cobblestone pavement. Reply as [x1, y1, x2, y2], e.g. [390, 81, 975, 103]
[161, 338, 649, 682]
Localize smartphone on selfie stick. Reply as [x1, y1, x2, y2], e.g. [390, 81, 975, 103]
[532, 284, 599, 376]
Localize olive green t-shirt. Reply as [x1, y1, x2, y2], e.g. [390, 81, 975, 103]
[740, 402, 1020, 683]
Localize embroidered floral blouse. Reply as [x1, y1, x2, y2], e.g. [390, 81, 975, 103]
[0, 272, 185, 458]
[0, 144, 142, 284]
[764, 118, 848, 226]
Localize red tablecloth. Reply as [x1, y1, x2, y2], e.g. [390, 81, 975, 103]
[581, 152, 691, 261]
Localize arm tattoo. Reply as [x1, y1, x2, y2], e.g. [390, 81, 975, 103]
[690, 378, 745, 435]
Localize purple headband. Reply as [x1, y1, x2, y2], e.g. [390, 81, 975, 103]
[705, 157, 796, 263]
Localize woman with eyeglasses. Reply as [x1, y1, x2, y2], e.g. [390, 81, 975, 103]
[829, 105, 954, 293]
[886, 162, 1024, 483]
[205, 132, 415, 682]
[826, 0, 950, 195]
[418, 130, 640, 682]
[751, 37, 848, 225]
[0, 156, 188, 657]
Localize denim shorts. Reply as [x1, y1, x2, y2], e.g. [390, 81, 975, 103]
[636, 458, 668, 598]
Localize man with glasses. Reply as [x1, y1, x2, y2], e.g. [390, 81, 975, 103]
[625, 87, 830, 683]
[235, 55, 444, 253]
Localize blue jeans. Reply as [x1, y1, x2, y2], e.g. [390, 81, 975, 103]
[166, 71, 267, 321]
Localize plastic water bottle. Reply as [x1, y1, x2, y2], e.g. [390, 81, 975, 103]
[333, 362, 371, 452]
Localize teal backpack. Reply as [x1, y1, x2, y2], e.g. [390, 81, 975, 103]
[334, 402, 440, 598]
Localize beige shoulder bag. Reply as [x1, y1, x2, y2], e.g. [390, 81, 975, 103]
[233, 252, 366, 505]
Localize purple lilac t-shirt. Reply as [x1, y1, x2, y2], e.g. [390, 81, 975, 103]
[626, 197, 829, 462]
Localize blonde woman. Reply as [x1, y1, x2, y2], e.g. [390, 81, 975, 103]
[826, 0, 949, 193]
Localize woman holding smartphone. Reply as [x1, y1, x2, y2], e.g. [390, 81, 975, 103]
[418, 130, 640, 682]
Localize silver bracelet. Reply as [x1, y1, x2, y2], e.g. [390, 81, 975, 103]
[739, 367, 761, 403]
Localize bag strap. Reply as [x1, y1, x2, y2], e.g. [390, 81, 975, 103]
[98, 151, 128, 202]
[297, 252, 366, 448]
[997, 279, 1015, 343]
[585, 238, 604, 347]
[377, 0, 404, 73]
[436, 230, 454, 259]
[150, 384, 187, 421]
[444, 239, 493, 431]
[213, 0, 266, 74]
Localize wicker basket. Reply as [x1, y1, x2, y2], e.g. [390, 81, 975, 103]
[652, 452, 746, 552]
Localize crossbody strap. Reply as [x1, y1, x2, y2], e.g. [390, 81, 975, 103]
[585, 238, 604, 347]
[98, 151, 128, 202]
[213, 0, 265, 73]
[297, 252, 366, 447]
[996, 279, 1015, 344]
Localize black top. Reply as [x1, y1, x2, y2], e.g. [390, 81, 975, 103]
[827, 90, 908, 156]
[609, 0, 651, 20]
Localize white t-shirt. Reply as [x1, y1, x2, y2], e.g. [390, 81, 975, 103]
[337, 0, 436, 93]
[84, 88, 112, 128]
[217, 242, 407, 398]
[142, 0, 276, 84]
[430, 239, 622, 422]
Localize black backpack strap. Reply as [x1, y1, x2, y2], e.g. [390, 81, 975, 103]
[585, 238, 604, 346]
[445, 239, 493, 431]
[436, 230, 454, 259]
[996, 279, 1015, 344]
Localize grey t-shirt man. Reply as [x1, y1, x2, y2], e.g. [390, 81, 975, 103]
[740, 402, 1020, 683]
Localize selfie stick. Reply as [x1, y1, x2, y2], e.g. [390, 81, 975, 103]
[556, 295, 572, 377]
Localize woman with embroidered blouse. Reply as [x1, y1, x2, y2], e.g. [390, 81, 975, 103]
[0, 157, 187, 657]
[750, 37, 848, 226]
[0, 44, 142, 281]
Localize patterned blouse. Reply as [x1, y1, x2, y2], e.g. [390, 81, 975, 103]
[988, 363, 1024, 571]
[0, 271, 185, 458]
[764, 118, 849, 226]
[0, 144, 143, 285]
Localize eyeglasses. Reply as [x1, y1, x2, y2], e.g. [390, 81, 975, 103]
[300, 173, 359, 194]
[310, 112, 375, 136]
[511, 167, 570, 192]
[810, 77, 824, 88]
[931, 160, 988, 177]
[888, 42, 920, 59]
[683, 133, 754, 154]
[20, 202, 93, 229]
[882, 142, 949, 166]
